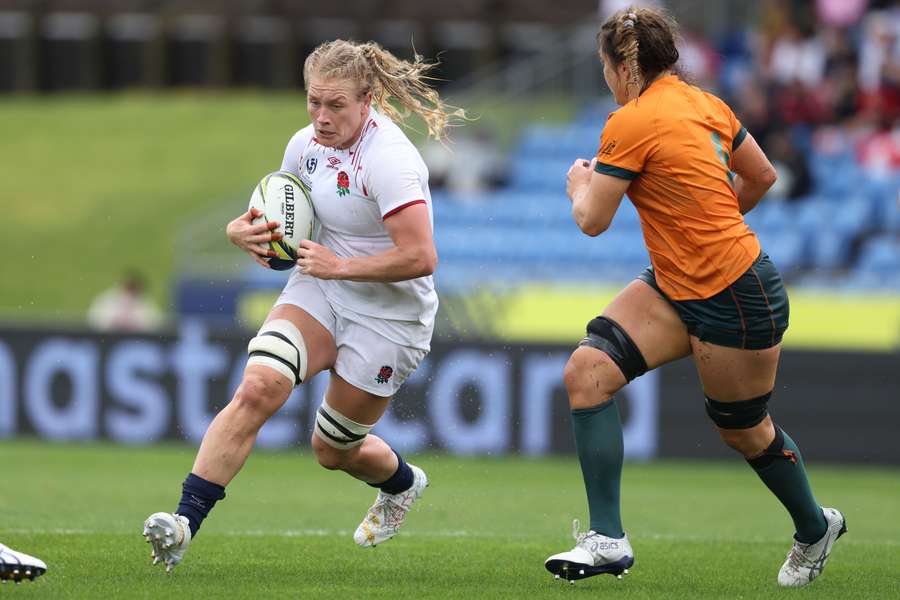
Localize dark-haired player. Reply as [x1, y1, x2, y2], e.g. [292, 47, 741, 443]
[544, 6, 845, 588]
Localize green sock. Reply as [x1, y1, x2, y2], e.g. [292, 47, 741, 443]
[571, 400, 624, 538]
[747, 427, 827, 543]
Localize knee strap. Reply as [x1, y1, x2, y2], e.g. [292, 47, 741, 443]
[247, 319, 308, 386]
[578, 316, 649, 382]
[705, 391, 771, 429]
[314, 398, 374, 450]
[747, 426, 798, 469]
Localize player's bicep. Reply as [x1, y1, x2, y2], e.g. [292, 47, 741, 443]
[384, 203, 433, 246]
[383, 203, 437, 270]
[731, 133, 777, 185]
[587, 170, 629, 215]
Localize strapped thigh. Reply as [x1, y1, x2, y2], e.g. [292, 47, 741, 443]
[247, 319, 308, 386]
[578, 316, 649, 382]
[314, 397, 374, 450]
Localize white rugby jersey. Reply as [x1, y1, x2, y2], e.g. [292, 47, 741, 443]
[279, 108, 437, 348]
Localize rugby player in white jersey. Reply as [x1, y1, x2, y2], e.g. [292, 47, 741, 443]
[143, 40, 465, 572]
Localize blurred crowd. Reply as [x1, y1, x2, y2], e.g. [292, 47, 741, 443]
[429, 0, 900, 199]
[680, 0, 900, 199]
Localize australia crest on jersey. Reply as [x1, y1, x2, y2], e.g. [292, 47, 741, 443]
[336, 170, 350, 197]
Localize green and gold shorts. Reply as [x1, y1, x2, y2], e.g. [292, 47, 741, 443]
[637, 252, 789, 350]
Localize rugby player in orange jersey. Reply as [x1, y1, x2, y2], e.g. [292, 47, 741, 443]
[544, 6, 845, 588]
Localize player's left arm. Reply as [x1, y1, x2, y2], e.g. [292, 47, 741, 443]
[568, 158, 630, 236]
[731, 133, 778, 215]
[297, 204, 436, 282]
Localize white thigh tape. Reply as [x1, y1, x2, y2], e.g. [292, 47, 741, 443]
[246, 319, 308, 385]
[314, 398, 373, 449]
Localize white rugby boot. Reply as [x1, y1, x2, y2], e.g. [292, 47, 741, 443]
[143, 512, 192, 572]
[545, 520, 634, 583]
[0, 544, 47, 583]
[354, 464, 428, 547]
[778, 507, 847, 587]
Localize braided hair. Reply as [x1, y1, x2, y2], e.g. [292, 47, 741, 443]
[598, 7, 681, 95]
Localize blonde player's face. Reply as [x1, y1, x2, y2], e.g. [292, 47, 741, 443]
[307, 77, 372, 149]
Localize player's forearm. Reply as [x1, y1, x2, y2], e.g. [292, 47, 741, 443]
[734, 175, 769, 215]
[336, 245, 437, 282]
[571, 187, 613, 236]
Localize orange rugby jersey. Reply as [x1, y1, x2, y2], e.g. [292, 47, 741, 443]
[595, 75, 760, 300]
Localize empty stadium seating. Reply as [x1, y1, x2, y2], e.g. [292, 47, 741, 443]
[431, 113, 900, 292]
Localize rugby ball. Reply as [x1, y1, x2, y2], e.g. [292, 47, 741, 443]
[248, 171, 316, 270]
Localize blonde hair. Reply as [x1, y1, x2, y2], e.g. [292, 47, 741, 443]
[303, 40, 466, 141]
[599, 6, 680, 94]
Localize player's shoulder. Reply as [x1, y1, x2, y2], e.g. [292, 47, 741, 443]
[281, 124, 315, 173]
[604, 100, 651, 133]
[697, 86, 732, 113]
[369, 110, 416, 147]
[366, 111, 423, 163]
[284, 124, 315, 151]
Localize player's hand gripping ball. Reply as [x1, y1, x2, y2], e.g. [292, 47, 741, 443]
[247, 171, 317, 270]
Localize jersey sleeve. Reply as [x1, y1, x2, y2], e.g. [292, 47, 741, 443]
[722, 99, 747, 152]
[732, 118, 748, 152]
[363, 143, 427, 219]
[279, 127, 314, 177]
[594, 107, 657, 180]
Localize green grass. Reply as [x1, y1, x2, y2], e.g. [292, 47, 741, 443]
[0, 92, 576, 319]
[1, 441, 897, 598]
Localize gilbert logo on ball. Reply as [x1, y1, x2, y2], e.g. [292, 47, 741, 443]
[248, 171, 317, 270]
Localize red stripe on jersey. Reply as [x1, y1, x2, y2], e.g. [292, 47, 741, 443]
[351, 119, 378, 168]
[383, 199, 426, 220]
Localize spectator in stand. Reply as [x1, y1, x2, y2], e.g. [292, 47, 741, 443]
[421, 127, 507, 197]
[768, 22, 826, 89]
[734, 79, 779, 147]
[766, 129, 814, 200]
[817, 28, 861, 123]
[679, 25, 720, 89]
[87, 271, 163, 332]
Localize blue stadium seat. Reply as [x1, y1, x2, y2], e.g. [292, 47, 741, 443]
[755, 229, 809, 272]
[509, 157, 572, 192]
[809, 229, 854, 270]
[756, 201, 797, 232]
[855, 235, 900, 274]
[430, 116, 898, 293]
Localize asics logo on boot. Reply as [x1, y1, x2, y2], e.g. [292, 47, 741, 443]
[589, 541, 620, 552]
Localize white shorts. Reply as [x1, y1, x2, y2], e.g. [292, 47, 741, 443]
[273, 271, 428, 397]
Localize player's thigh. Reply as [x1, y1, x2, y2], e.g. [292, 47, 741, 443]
[692, 337, 781, 401]
[323, 318, 427, 424]
[264, 269, 339, 381]
[567, 279, 691, 402]
[323, 371, 392, 426]
[602, 278, 692, 370]
[264, 303, 337, 379]
[235, 303, 335, 417]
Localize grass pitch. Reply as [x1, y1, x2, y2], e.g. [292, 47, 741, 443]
[0, 441, 897, 599]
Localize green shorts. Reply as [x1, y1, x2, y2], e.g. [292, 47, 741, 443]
[637, 252, 789, 350]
